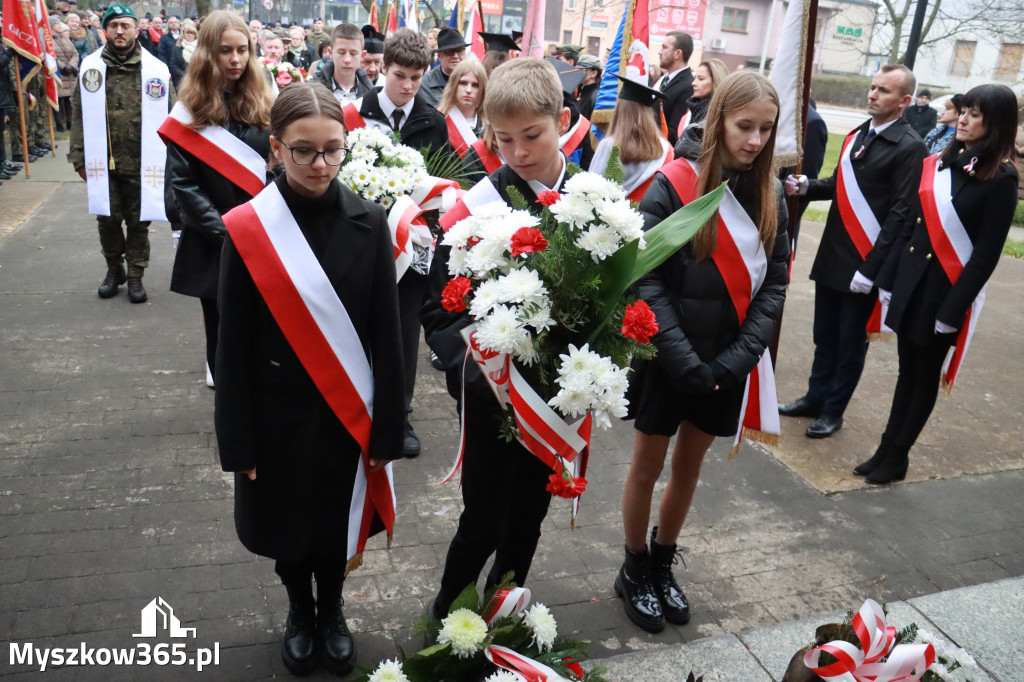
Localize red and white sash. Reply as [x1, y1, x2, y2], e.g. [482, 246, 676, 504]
[919, 154, 986, 394]
[157, 102, 268, 198]
[559, 114, 590, 157]
[676, 108, 692, 138]
[469, 138, 504, 175]
[342, 98, 367, 132]
[625, 141, 674, 203]
[660, 159, 780, 454]
[837, 129, 894, 341]
[485, 645, 571, 681]
[439, 174, 504, 231]
[446, 108, 478, 159]
[222, 183, 395, 571]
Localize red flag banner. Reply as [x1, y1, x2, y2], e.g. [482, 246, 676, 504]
[2, 0, 42, 65]
[34, 0, 61, 109]
[369, 2, 379, 30]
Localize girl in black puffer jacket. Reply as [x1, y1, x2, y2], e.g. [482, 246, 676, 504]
[616, 71, 790, 633]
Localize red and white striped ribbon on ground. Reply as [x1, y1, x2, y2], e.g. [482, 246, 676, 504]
[482, 587, 532, 625]
[485, 645, 570, 682]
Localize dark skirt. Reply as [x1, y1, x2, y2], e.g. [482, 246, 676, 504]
[625, 358, 743, 437]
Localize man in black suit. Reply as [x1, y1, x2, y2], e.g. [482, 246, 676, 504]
[353, 28, 450, 458]
[780, 64, 928, 438]
[156, 15, 180, 65]
[655, 31, 694, 146]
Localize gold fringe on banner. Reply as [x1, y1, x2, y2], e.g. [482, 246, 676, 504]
[729, 429, 780, 458]
[866, 331, 895, 343]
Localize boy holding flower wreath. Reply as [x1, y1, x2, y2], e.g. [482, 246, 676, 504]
[421, 58, 574, 618]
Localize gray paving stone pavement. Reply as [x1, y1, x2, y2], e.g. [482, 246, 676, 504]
[1, 151, 1023, 680]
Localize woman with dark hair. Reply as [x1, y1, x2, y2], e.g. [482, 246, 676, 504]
[923, 94, 963, 155]
[159, 10, 272, 388]
[681, 58, 728, 131]
[857, 84, 1020, 485]
[616, 70, 790, 632]
[215, 82, 404, 676]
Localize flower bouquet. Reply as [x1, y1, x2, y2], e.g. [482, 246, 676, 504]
[354, 579, 608, 682]
[439, 168, 725, 516]
[781, 598, 980, 682]
[338, 126, 462, 280]
[260, 57, 306, 88]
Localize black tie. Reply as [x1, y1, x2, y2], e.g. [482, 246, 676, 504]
[392, 109, 404, 132]
[864, 128, 876, 144]
[659, 75, 671, 93]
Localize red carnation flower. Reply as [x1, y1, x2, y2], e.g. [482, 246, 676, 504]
[621, 300, 659, 344]
[509, 227, 549, 257]
[441, 276, 472, 313]
[537, 190, 561, 206]
[546, 472, 588, 499]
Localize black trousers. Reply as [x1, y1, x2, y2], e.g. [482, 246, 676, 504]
[275, 555, 347, 588]
[436, 409, 553, 609]
[201, 297, 218, 377]
[398, 271, 427, 415]
[805, 283, 878, 415]
[879, 333, 954, 453]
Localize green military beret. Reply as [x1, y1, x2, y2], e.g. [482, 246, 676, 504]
[555, 44, 583, 57]
[101, 4, 137, 27]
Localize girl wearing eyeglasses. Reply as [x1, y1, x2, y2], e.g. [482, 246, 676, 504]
[215, 82, 405, 677]
[160, 10, 272, 388]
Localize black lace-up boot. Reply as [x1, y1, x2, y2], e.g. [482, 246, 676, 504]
[281, 581, 316, 675]
[649, 527, 691, 624]
[614, 544, 665, 632]
[316, 572, 355, 674]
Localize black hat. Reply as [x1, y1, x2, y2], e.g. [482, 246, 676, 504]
[511, 30, 523, 43]
[616, 75, 665, 104]
[314, 16, 322, 21]
[434, 26, 471, 52]
[545, 56, 585, 95]
[361, 24, 385, 54]
[918, 88, 932, 98]
[479, 32, 518, 53]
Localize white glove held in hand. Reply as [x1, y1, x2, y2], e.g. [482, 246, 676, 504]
[172, 230, 182, 249]
[849, 270, 874, 294]
[784, 174, 809, 196]
[879, 289, 892, 306]
[935, 320, 958, 334]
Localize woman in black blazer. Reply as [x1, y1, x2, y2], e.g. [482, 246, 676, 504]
[163, 12, 272, 387]
[860, 84, 1020, 485]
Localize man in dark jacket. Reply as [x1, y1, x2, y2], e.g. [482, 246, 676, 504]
[420, 27, 469, 108]
[902, 88, 937, 138]
[780, 64, 928, 438]
[655, 31, 693, 146]
[156, 15, 180, 65]
[312, 23, 376, 102]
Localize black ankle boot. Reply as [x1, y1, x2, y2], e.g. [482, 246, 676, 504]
[865, 449, 909, 485]
[97, 264, 127, 298]
[649, 528, 691, 625]
[853, 444, 890, 476]
[281, 582, 317, 676]
[614, 544, 664, 632]
[316, 573, 355, 674]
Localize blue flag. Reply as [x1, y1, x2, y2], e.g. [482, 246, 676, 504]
[594, 3, 627, 117]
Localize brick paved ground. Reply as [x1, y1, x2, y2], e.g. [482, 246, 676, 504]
[2, 170, 1023, 680]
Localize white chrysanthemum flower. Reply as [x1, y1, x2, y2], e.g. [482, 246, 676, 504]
[597, 198, 645, 241]
[548, 191, 594, 229]
[437, 608, 488, 659]
[564, 171, 626, 202]
[557, 344, 602, 382]
[446, 247, 470, 276]
[548, 385, 593, 418]
[367, 659, 410, 682]
[484, 672, 527, 682]
[469, 279, 503, 319]
[523, 603, 557, 652]
[474, 200, 515, 220]
[441, 216, 484, 250]
[952, 647, 977, 669]
[511, 336, 540, 366]
[576, 223, 622, 263]
[465, 241, 511, 278]
[495, 268, 548, 307]
[521, 303, 554, 332]
[475, 305, 530, 355]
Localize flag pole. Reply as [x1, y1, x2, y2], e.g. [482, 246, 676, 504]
[47, 104, 56, 157]
[13, 56, 32, 179]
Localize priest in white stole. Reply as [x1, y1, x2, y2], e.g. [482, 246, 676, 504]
[68, 4, 175, 303]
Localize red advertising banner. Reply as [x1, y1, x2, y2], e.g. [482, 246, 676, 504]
[649, 0, 707, 43]
[481, 0, 503, 15]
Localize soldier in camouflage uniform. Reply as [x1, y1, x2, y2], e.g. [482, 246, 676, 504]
[7, 60, 44, 163]
[68, 4, 175, 303]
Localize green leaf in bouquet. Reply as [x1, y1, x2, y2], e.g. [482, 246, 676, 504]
[449, 583, 482, 613]
[505, 185, 530, 211]
[423, 145, 477, 190]
[602, 146, 626, 185]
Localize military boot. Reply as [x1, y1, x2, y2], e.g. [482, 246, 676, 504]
[98, 264, 127, 298]
[126, 269, 147, 303]
[281, 581, 317, 676]
[316, 572, 355, 674]
[614, 544, 664, 632]
[649, 527, 691, 625]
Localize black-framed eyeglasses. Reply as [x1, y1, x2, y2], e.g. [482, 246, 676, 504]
[278, 141, 349, 166]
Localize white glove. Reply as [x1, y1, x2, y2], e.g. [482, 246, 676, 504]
[172, 229, 182, 249]
[849, 270, 874, 294]
[784, 174, 809, 196]
[879, 289, 892, 306]
[935, 320, 958, 334]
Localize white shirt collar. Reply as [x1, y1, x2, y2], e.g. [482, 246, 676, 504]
[526, 154, 567, 195]
[378, 91, 415, 129]
[662, 65, 690, 85]
[870, 118, 897, 136]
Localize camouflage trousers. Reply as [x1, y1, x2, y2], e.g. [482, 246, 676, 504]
[97, 172, 151, 274]
[8, 77, 50, 153]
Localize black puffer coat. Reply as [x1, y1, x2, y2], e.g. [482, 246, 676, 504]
[165, 112, 271, 299]
[636, 128, 790, 392]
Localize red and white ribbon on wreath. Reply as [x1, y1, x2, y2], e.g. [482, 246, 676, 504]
[482, 586, 532, 625]
[443, 326, 593, 519]
[485, 645, 570, 682]
[803, 599, 936, 682]
[385, 176, 463, 280]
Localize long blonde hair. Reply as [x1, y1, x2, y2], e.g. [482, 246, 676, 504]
[179, 11, 272, 130]
[692, 71, 780, 262]
[608, 97, 663, 164]
[438, 60, 488, 119]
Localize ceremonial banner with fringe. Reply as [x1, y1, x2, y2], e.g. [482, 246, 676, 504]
[767, 0, 810, 168]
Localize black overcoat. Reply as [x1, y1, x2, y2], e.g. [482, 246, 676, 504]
[215, 177, 405, 562]
[165, 115, 271, 300]
[875, 150, 1019, 346]
[658, 67, 693, 147]
[806, 117, 927, 292]
[358, 89, 452, 160]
